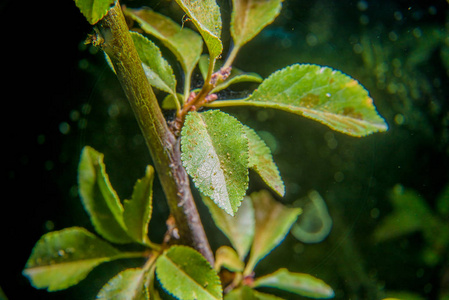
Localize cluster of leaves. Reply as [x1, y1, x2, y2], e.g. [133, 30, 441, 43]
[374, 184, 449, 267]
[24, 0, 389, 298]
[23, 147, 334, 299]
[118, 0, 388, 216]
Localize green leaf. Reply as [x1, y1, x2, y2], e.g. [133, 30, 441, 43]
[244, 126, 284, 196]
[78, 146, 132, 244]
[199, 55, 263, 93]
[203, 196, 254, 259]
[124, 7, 203, 79]
[436, 185, 449, 218]
[23, 227, 122, 291]
[252, 268, 335, 299]
[123, 165, 154, 246]
[97, 268, 150, 300]
[162, 93, 184, 110]
[155, 246, 222, 300]
[373, 184, 434, 242]
[231, 0, 282, 48]
[245, 191, 301, 275]
[181, 110, 249, 216]
[291, 190, 333, 244]
[130, 32, 177, 96]
[225, 285, 257, 300]
[211, 64, 388, 137]
[214, 246, 244, 272]
[225, 286, 284, 300]
[174, 0, 223, 60]
[74, 0, 115, 25]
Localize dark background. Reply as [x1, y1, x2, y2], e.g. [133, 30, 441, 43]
[2, 0, 448, 299]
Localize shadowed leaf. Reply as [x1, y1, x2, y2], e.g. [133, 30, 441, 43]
[214, 246, 244, 272]
[231, 0, 282, 48]
[245, 191, 301, 274]
[244, 126, 284, 196]
[78, 146, 132, 244]
[123, 165, 154, 246]
[124, 7, 203, 79]
[225, 285, 285, 300]
[203, 196, 254, 259]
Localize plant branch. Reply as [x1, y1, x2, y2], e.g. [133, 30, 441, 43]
[96, 1, 214, 264]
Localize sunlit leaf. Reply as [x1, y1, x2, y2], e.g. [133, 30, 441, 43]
[74, 0, 116, 25]
[78, 146, 132, 244]
[199, 55, 263, 93]
[174, 0, 223, 60]
[211, 64, 388, 137]
[181, 110, 249, 215]
[23, 227, 122, 291]
[155, 246, 222, 300]
[97, 268, 150, 300]
[252, 268, 335, 299]
[244, 126, 284, 196]
[245, 191, 301, 274]
[124, 7, 203, 79]
[231, 0, 282, 48]
[123, 165, 154, 246]
[215, 246, 244, 272]
[130, 32, 177, 96]
[203, 196, 254, 259]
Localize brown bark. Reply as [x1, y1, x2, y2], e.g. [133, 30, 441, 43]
[96, 1, 213, 264]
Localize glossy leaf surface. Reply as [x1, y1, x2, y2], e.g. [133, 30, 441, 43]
[97, 268, 149, 300]
[245, 191, 301, 274]
[203, 196, 254, 259]
[253, 268, 334, 299]
[174, 0, 223, 60]
[181, 110, 249, 215]
[244, 126, 284, 196]
[74, 0, 115, 24]
[130, 32, 177, 96]
[231, 0, 282, 48]
[123, 165, 154, 246]
[215, 64, 388, 137]
[125, 7, 203, 78]
[78, 146, 132, 243]
[155, 246, 222, 300]
[23, 227, 122, 291]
